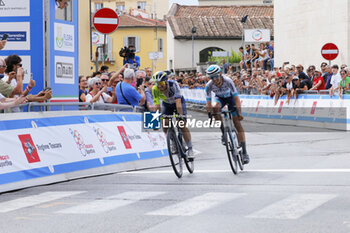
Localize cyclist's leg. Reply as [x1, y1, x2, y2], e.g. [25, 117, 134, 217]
[161, 102, 173, 135]
[213, 97, 224, 132]
[177, 99, 191, 147]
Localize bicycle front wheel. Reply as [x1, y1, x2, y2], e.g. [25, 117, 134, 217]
[233, 129, 244, 171]
[224, 127, 238, 174]
[180, 135, 194, 174]
[167, 129, 183, 178]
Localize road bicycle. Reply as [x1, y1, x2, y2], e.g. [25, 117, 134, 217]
[166, 115, 194, 178]
[209, 110, 244, 174]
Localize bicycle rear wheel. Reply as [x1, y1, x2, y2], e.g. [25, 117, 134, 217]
[167, 129, 183, 178]
[224, 127, 238, 174]
[233, 129, 244, 171]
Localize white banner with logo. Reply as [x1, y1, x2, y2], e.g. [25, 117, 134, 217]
[55, 56, 75, 84]
[244, 29, 270, 43]
[0, 22, 30, 50]
[0, 113, 168, 191]
[54, 23, 75, 52]
[0, 0, 30, 17]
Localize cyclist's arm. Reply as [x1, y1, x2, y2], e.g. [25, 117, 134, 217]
[175, 98, 183, 116]
[152, 85, 161, 112]
[234, 96, 243, 119]
[205, 83, 213, 112]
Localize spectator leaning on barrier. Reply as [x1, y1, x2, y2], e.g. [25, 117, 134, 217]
[310, 70, 325, 91]
[330, 65, 341, 96]
[0, 92, 26, 111]
[296, 64, 309, 80]
[116, 68, 145, 107]
[324, 65, 333, 89]
[86, 77, 115, 104]
[79, 76, 88, 102]
[336, 69, 350, 98]
[0, 57, 23, 98]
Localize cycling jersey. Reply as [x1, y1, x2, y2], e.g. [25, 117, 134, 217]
[152, 80, 182, 105]
[205, 75, 239, 101]
[152, 80, 186, 116]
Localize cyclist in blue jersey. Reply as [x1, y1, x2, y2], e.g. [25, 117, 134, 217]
[205, 65, 250, 164]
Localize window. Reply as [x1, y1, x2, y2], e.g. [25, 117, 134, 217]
[94, 3, 103, 12]
[123, 36, 140, 52]
[116, 2, 125, 12]
[137, 1, 146, 11]
[158, 38, 163, 52]
[55, 0, 72, 21]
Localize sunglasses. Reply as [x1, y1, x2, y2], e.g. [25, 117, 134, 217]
[0, 65, 6, 68]
[101, 79, 108, 82]
[95, 82, 101, 85]
[16, 64, 22, 67]
[157, 81, 166, 86]
[341, 73, 346, 75]
[210, 74, 220, 80]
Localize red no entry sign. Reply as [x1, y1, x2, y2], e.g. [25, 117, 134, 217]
[93, 8, 119, 34]
[321, 43, 339, 61]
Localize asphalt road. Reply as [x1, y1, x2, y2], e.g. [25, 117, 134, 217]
[1, 111, 350, 233]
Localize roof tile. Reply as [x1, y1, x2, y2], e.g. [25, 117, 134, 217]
[168, 5, 273, 39]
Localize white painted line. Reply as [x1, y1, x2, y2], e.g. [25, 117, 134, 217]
[147, 192, 245, 216]
[321, 49, 338, 54]
[120, 169, 350, 175]
[0, 191, 85, 213]
[246, 194, 337, 219]
[94, 18, 118, 25]
[56, 191, 165, 214]
[249, 169, 350, 173]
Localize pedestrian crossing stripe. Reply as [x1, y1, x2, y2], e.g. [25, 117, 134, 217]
[0, 191, 339, 220]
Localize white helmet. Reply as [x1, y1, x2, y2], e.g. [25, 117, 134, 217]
[206, 64, 222, 77]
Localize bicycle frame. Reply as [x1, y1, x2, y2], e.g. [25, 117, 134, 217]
[167, 116, 187, 158]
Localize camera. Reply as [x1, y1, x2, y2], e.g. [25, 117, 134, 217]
[119, 46, 135, 60]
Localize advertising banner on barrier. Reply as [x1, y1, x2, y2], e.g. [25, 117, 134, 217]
[0, 113, 167, 186]
[181, 88, 350, 130]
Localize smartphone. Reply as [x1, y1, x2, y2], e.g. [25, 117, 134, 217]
[2, 33, 8, 41]
[30, 73, 33, 80]
[284, 62, 290, 65]
[107, 87, 113, 92]
[44, 87, 52, 91]
[136, 78, 143, 87]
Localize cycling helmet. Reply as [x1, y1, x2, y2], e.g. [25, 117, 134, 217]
[152, 71, 168, 83]
[206, 64, 222, 77]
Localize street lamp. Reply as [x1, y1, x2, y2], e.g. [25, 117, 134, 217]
[241, 15, 248, 47]
[191, 26, 197, 70]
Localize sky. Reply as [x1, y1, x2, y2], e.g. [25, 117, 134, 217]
[169, 0, 199, 8]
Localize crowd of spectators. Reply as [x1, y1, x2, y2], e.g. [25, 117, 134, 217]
[80, 59, 350, 111]
[79, 65, 153, 111]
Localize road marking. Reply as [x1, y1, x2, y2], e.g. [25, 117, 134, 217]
[0, 191, 85, 213]
[121, 169, 350, 174]
[56, 191, 165, 214]
[147, 192, 245, 216]
[246, 194, 337, 219]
